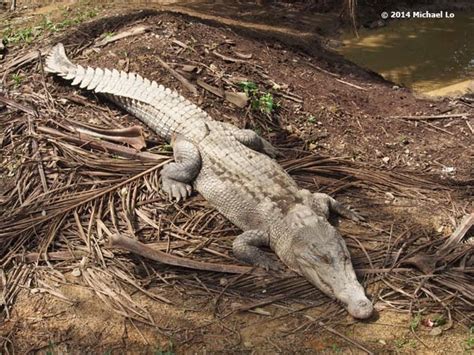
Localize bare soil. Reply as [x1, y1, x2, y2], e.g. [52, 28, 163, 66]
[0, 3, 472, 354]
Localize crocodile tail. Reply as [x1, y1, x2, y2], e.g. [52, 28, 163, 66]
[45, 43, 77, 76]
[45, 43, 210, 139]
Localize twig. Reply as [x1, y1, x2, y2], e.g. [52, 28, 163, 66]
[390, 113, 470, 121]
[95, 25, 150, 47]
[307, 62, 340, 78]
[155, 55, 198, 95]
[465, 119, 474, 134]
[335, 78, 367, 91]
[212, 50, 247, 63]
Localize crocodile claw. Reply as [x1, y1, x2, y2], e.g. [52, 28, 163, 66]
[161, 177, 192, 202]
[256, 258, 281, 272]
[261, 139, 282, 159]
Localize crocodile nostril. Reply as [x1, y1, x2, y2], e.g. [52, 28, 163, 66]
[348, 299, 373, 319]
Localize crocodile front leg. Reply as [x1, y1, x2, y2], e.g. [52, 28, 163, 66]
[160, 135, 201, 201]
[311, 192, 363, 222]
[233, 129, 280, 158]
[233, 230, 278, 270]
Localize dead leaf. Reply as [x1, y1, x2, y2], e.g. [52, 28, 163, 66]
[197, 79, 224, 98]
[225, 92, 248, 108]
[401, 253, 438, 274]
[234, 51, 252, 59]
[181, 64, 197, 72]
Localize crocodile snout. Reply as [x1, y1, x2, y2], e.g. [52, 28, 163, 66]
[347, 298, 373, 319]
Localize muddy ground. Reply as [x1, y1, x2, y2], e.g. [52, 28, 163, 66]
[0, 2, 473, 354]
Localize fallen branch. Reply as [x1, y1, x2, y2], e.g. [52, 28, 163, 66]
[212, 50, 247, 63]
[335, 78, 367, 91]
[95, 25, 150, 47]
[307, 62, 340, 78]
[37, 125, 165, 162]
[66, 122, 146, 150]
[109, 233, 260, 275]
[390, 113, 471, 121]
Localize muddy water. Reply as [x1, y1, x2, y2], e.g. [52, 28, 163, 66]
[339, 13, 474, 95]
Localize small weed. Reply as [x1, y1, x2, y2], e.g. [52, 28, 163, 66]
[410, 314, 421, 332]
[465, 326, 474, 351]
[239, 81, 279, 115]
[46, 340, 55, 355]
[11, 73, 23, 87]
[258, 92, 276, 114]
[155, 340, 175, 355]
[398, 135, 409, 145]
[162, 144, 173, 152]
[2, 7, 99, 45]
[331, 344, 342, 353]
[394, 338, 407, 349]
[239, 80, 258, 97]
[3, 26, 36, 44]
[432, 314, 446, 327]
[307, 115, 317, 124]
[104, 31, 116, 38]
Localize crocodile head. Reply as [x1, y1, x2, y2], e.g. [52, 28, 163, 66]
[283, 206, 373, 319]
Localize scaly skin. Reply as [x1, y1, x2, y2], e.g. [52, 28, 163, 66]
[46, 43, 373, 319]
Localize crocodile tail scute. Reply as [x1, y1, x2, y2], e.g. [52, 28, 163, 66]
[45, 43, 76, 76]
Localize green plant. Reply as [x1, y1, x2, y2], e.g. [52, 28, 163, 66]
[239, 81, 279, 115]
[11, 73, 23, 87]
[307, 115, 317, 124]
[432, 314, 446, 327]
[410, 314, 421, 332]
[2, 8, 99, 46]
[258, 92, 276, 114]
[331, 344, 342, 353]
[155, 340, 175, 355]
[394, 338, 407, 349]
[465, 326, 474, 351]
[3, 26, 36, 44]
[46, 340, 55, 355]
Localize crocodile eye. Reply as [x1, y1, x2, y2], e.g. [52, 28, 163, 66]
[313, 254, 331, 264]
[320, 255, 332, 264]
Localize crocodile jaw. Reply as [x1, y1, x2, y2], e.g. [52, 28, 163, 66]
[298, 263, 373, 319]
[288, 219, 374, 319]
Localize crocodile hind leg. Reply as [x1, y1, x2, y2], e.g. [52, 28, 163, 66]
[232, 129, 280, 158]
[311, 192, 363, 222]
[160, 135, 201, 201]
[233, 230, 278, 271]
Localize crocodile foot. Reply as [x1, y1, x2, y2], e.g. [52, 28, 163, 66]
[161, 177, 192, 202]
